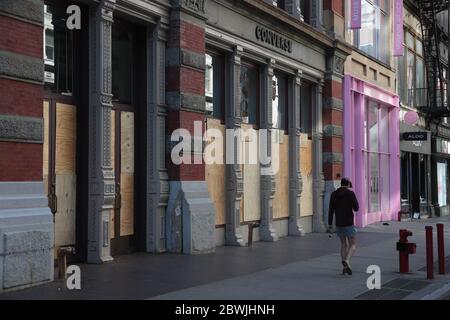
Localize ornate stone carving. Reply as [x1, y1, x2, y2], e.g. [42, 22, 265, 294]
[334, 56, 345, 75]
[183, 0, 205, 13]
[225, 46, 245, 246]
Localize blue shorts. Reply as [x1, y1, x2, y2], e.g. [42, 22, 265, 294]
[336, 226, 357, 238]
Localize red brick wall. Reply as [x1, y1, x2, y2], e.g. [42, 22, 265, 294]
[0, 79, 43, 117]
[168, 19, 205, 54]
[323, 136, 342, 153]
[323, 78, 344, 180]
[323, 0, 344, 16]
[167, 15, 206, 182]
[0, 14, 44, 182]
[166, 66, 205, 96]
[0, 142, 42, 181]
[0, 15, 43, 58]
[167, 110, 205, 181]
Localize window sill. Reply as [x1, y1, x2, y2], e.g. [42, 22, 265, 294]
[351, 46, 395, 72]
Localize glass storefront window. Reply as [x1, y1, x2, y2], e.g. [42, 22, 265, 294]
[271, 72, 288, 131]
[112, 20, 133, 105]
[240, 63, 259, 126]
[44, 3, 74, 95]
[366, 100, 391, 213]
[369, 102, 379, 152]
[205, 53, 225, 120]
[437, 162, 448, 207]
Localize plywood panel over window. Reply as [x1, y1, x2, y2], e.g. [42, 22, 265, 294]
[300, 133, 313, 217]
[55, 104, 76, 174]
[121, 112, 134, 173]
[120, 173, 134, 236]
[205, 118, 226, 226]
[273, 132, 289, 219]
[55, 103, 77, 247]
[42, 101, 49, 195]
[242, 124, 260, 222]
[120, 111, 134, 236]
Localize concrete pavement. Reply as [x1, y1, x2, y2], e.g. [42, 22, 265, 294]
[1, 217, 450, 300]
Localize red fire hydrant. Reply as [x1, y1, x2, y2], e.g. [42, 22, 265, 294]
[396, 229, 416, 273]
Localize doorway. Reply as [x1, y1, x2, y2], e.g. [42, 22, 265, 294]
[109, 18, 147, 256]
[111, 106, 136, 256]
[366, 100, 391, 215]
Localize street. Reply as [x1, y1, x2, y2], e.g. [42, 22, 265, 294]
[1, 217, 449, 300]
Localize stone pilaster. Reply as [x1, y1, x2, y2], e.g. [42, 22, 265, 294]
[288, 70, 304, 236]
[0, 0, 54, 292]
[166, 0, 216, 254]
[322, 41, 351, 228]
[87, 0, 116, 263]
[225, 46, 245, 246]
[259, 59, 278, 242]
[313, 81, 326, 232]
[140, 22, 170, 253]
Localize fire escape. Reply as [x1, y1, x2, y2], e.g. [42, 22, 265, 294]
[417, 0, 450, 119]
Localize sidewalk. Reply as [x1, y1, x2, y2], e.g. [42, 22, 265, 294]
[1, 217, 450, 300]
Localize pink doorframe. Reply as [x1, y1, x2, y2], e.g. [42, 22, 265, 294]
[343, 75, 400, 228]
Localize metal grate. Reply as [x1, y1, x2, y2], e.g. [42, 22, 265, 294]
[355, 279, 431, 300]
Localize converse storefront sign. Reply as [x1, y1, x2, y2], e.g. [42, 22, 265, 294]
[255, 26, 292, 53]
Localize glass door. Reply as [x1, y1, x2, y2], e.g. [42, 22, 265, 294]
[366, 101, 391, 214]
[368, 101, 380, 213]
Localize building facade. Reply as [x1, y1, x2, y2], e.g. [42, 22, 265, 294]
[0, 0, 351, 292]
[397, 0, 450, 219]
[343, 0, 401, 227]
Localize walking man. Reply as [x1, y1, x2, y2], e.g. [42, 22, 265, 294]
[328, 178, 359, 275]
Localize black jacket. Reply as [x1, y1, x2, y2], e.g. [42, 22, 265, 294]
[328, 187, 359, 227]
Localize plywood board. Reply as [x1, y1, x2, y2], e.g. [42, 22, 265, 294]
[43, 101, 49, 196]
[120, 112, 134, 174]
[55, 103, 76, 175]
[110, 209, 115, 239]
[54, 174, 76, 247]
[273, 133, 289, 219]
[120, 173, 134, 236]
[43, 101, 49, 178]
[205, 118, 226, 226]
[300, 133, 313, 217]
[242, 124, 260, 222]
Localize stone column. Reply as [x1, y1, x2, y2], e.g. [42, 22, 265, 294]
[323, 0, 345, 39]
[323, 42, 351, 230]
[225, 46, 245, 246]
[165, 0, 216, 254]
[260, 59, 278, 242]
[140, 22, 169, 253]
[288, 70, 304, 235]
[313, 81, 326, 232]
[87, 0, 116, 263]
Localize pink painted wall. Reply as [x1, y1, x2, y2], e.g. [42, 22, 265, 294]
[343, 75, 400, 228]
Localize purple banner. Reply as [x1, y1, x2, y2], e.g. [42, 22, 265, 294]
[350, 0, 362, 29]
[393, 0, 404, 56]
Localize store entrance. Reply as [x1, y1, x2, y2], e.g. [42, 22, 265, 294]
[366, 101, 391, 215]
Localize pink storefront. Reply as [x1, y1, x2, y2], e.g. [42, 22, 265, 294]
[343, 75, 400, 228]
